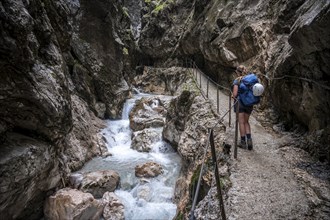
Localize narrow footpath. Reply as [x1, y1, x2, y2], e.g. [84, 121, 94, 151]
[194, 69, 330, 219]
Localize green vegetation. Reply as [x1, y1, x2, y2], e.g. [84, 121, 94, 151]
[182, 80, 200, 95]
[121, 6, 129, 17]
[220, 175, 232, 189]
[145, 0, 176, 15]
[152, 3, 165, 14]
[123, 47, 129, 55]
[174, 211, 184, 220]
[190, 164, 201, 190]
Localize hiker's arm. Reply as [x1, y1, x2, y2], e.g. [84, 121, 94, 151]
[232, 85, 238, 99]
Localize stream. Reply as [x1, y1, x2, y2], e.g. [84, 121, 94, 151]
[80, 92, 182, 220]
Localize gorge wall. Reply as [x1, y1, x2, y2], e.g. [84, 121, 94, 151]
[0, 0, 135, 219]
[138, 0, 330, 161]
[0, 0, 329, 219]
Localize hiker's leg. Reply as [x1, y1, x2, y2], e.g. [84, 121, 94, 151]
[244, 113, 251, 134]
[238, 112, 246, 137]
[244, 112, 254, 150]
[238, 112, 247, 148]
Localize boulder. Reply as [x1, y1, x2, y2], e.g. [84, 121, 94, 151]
[69, 173, 84, 189]
[134, 184, 152, 202]
[131, 128, 161, 152]
[102, 192, 125, 220]
[129, 97, 166, 131]
[80, 170, 120, 199]
[163, 90, 196, 150]
[0, 133, 60, 220]
[135, 162, 164, 178]
[44, 188, 103, 220]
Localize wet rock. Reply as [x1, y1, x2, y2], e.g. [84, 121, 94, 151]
[135, 162, 164, 178]
[0, 133, 60, 220]
[0, 0, 135, 218]
[134, 184, 152, 202]
[44, 188, 103, 220]
[162, 87, 226, 218]
[102, 192, 125, 220]
[164, 91, 226, 161]
[69, 173, 84, 189]
[80, 170, 120, 199]
[129, 97, 167, 131]
[131, 128, 162, 152]
[63, 94, 108, 170]
[163, 90, 196, 150]
[95, 102, 107, 119]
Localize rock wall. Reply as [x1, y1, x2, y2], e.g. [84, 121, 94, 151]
[133, 66, 228, 219]
[0, 0, 135, 219]
[138, 0, 330, 161]
[163, 91, 228, 219]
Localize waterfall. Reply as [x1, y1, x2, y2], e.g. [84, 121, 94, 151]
[80, 92, 181, 220]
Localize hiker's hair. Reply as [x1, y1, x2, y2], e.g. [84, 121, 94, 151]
[236, 65, 247, 75]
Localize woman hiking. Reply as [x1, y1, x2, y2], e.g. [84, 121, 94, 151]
[232, 65, 254, 150]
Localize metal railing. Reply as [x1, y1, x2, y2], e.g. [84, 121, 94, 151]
[186, 59, 240, 159]
[185, 59, 233, 127]
[139, 58, 242, 220]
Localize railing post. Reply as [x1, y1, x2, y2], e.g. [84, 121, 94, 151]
[229, 95, 231, 127]
[207, 77, 209, 98]
[189, 131, 211, 220]
[199, 69, 202, 90]
[209, 129, 226, 220]
[234, 100, 239, 159]
[217, 86, 219, 114]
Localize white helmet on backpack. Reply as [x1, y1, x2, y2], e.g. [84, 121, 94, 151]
[253, 83, 264, 96]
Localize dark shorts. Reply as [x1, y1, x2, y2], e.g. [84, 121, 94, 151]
[234, 99, 253, 114]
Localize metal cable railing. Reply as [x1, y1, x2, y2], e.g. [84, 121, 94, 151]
[184, 59, 241, 159]
[183, 58, 234, 127]
[139, 58, 241, 220]
[183, 59, 241, 220]
[188, 111, 233, 220]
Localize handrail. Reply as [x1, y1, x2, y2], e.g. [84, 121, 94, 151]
[185, 58, 233, 126]
[189, 102, 238, 220]
[210, 129, 226, 220]
[189, 109, 231, 220]
[140, 59, 240, 219]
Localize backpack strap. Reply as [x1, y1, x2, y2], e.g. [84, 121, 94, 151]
[235, 76, 243, 84]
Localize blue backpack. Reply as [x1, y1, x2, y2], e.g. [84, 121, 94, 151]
[239, 73, 260, 106]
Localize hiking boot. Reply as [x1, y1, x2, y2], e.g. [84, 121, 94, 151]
[247, 138, 253, 150]
[238, 140, 247, 149]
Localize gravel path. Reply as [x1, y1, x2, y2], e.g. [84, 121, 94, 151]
[193, 69, 330, 219]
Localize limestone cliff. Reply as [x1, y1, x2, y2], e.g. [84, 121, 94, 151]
[0, 0, 135, 219]
[0, 0, 329, 219]
[138, 0, 330, 161]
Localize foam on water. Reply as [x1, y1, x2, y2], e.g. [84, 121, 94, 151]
[80, 91, 181, 219]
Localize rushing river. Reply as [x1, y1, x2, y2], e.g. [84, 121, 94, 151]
[80, 92, 182, 220]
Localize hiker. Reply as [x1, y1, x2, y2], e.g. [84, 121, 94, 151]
[232, 65, 254, 150]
